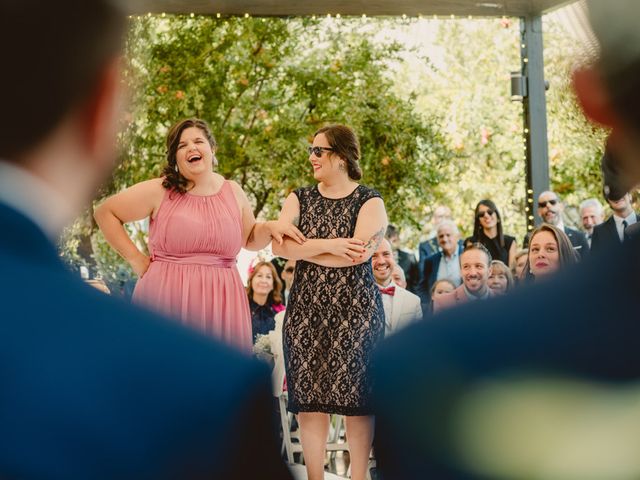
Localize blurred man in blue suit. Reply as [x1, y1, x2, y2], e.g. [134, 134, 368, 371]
[373, 1, 640, 478]
[0, 1, 291, 479]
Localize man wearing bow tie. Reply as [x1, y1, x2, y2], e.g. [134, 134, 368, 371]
[372, 239, 422, 336]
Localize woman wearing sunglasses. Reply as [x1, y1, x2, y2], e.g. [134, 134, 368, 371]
[272, 124, 387, 480]
[465, 199, 517, 266]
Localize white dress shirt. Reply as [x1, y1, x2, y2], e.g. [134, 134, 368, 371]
[378, 280, 397, 331]
[614, 212, 637, 242]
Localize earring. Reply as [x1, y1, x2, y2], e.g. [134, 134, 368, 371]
[175, 164, 178, 173]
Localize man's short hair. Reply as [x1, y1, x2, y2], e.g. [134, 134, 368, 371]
[579, 198, 604, 215]
[435, 219, 459, 236]
[0, 0, 126, 159]
[461, 242, 492, 266]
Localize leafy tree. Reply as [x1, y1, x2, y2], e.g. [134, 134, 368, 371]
[62, 15, 449, 282]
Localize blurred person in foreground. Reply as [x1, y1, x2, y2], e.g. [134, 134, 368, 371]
[0, 1, 291, 478]
[373, 1, 640, 478]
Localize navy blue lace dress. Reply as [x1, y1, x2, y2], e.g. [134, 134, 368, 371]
[283, 185, 385, 415]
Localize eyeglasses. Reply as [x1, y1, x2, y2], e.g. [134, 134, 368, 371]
[308, 146, 334, 158]
[538, 199, 558, 208]
[284, 267, 295, 273]
[476, 209, 495, 219]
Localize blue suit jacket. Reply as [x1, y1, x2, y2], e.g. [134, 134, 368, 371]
[0, 202, 291, 480]
[373, 234, 640, 479]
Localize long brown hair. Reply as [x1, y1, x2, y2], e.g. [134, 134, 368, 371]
[523, 224, 579, 280]
[161, 118, 217, 194]
[314, 124, 362, 180]
[246, 261, 283, 305]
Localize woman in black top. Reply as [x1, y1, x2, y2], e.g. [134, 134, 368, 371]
[465, 199, 517, 266]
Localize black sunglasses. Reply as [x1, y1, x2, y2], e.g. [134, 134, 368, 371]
[476, 209, 495, 219]
[308, 146, 334, 158]
[284, 267, 295, 273]
[538, 199, 558, 208]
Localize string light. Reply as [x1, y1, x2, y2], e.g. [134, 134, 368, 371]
[327, 13, 331, 18]
[189, 12, 194, 18]
[523, 57, 529, 63]
[362, 13, 367, 19]
[336, 13, 341, 19]
[244, 13, 250, 18]
[216, 13, 221, 18]
[450, 14, 455, 19]
[161, 12, 165, 17]
[402, 13, 407, 19]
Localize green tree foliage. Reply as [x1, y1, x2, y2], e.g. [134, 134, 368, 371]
[116, 15, 447, 224]
[389, 16, 606, 242]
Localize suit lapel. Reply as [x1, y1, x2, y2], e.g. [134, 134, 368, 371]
[390, 288, 402, 330]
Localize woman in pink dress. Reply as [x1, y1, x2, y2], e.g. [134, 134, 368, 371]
[95, 118, 303, 351]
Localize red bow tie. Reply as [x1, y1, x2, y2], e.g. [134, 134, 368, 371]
[379, 286, 396, 296]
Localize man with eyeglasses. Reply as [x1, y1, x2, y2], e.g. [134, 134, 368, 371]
[523, 190, 589, 259]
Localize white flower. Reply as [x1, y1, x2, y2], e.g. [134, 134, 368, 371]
[253, 334, 272, 355]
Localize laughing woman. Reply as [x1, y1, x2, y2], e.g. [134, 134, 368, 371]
[272, 124, 387, 480]
[94, 118, 303, 351]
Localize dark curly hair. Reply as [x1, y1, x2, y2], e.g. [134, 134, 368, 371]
[314, 124, 362, 180]
[161, 118, 217, 194]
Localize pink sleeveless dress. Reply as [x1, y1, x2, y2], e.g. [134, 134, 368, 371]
[133, 181, 252, 352]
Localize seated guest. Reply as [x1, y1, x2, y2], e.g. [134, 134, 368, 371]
[432, 243, 493, 314]
[386, 224, 419, 292]
[487, 260, 514, 295]
[391, 265, 408, 289]
[524, 224, 579, 281]
[510, 248, 529, 284]
[372, 239, 422, 336]
[426, 279, 456, 315]
[416, 220, 463, 306]
[247, 261, 285, 343]
[465, 200, 517, 266]
[524, 191, 589, 259]
[591, 177, 638, 255]
[579, 197, 605, 247]
[418, 205, 453, 277]
[280, 259, 296, 305]
[431, 279, 456, 300]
